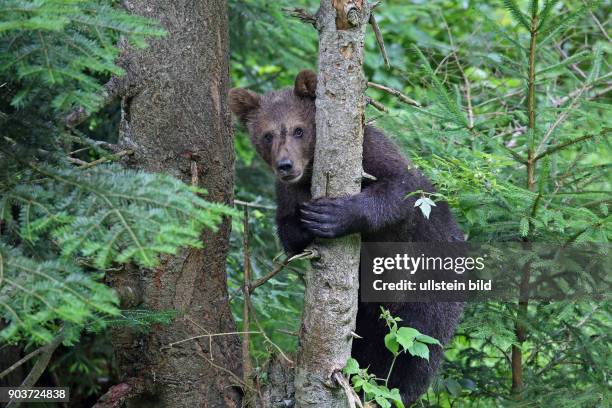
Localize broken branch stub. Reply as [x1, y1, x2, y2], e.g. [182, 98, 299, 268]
[332, 0, 364, 30]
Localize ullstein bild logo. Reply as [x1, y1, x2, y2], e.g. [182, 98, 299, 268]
[360, 242, 611, 303]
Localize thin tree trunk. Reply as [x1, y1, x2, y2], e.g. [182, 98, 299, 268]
[513, 6, 539, 396]
[106, 1, 242, 407]
[294, 1, 370, 406]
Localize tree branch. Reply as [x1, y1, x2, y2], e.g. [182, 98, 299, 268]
[440, 12, 473, 129]
[366, 96, 388, 112]
[282, 7, 317, 26]
[234, 200, 276, 211]
[0, 346, 45, 381]
[245, 294, 294, 365]
[367, 82, 421, 107]
[92, 378, 146, 408]
[369, 12, 389, 68]
[6, 330, 64, 408]
[75, 149, 134, 169]
[534, 133, 601, 161]
[553, 82, 612, 107]
[160, 331, 260, 350]
[536, 82, 591, 155]
[64, 76, 132, 128]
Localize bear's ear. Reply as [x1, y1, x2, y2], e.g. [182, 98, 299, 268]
[229, 88, 261, 125]
[294, 70, 317, 99]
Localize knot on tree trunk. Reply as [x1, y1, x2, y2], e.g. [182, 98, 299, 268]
[332, 0, 364, 29]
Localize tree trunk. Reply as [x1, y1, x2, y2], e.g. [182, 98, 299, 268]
[294, 1, 369, 406]
[107, 1, 242, 407]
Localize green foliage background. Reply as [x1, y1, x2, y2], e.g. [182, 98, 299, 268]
[0, 0, 610, 407]
[228, 0, 611, 407]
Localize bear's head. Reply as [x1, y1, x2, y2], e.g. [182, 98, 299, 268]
[229, 70, 317, 185]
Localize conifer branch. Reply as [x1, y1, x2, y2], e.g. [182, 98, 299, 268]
[553, 82, 612, 107]
[0, 345, 46, 381]
[553, 43, 587, 79]
[76, 149, 134, 169]
[587, 8, 610, 42]
[440, 12, 473, 129]
[534, 133, 601, 161]
[63, 133, 122, 154]
[537, 82, 590, 154]
[503, 145, 528, 165]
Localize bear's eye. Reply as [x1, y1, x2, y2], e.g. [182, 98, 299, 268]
[263, 132, 273, 144]
[293, 127, 304, 138]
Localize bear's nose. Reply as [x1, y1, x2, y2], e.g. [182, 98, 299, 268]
[276, 159, 293, 172]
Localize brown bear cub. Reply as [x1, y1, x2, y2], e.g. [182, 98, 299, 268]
[229, 70, 464, 405]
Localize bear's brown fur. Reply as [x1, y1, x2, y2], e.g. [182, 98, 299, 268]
[230, 70, 463, 405]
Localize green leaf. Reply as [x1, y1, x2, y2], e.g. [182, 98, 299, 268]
[375, 396, 392, 408]
[351, 376, 365, 392]
[343, 357, 360, 376]
[416, 333, 441, 345]
[415, 197, 436, 220]
[408, 341, 430, 360]
[389, 388, 405, 408]
[459, 378, 477, 391]
[384, 332, 400, 355]
[396, 327, 419, 351]
[446, 378, 463, 397]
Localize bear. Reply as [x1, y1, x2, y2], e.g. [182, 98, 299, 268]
[229, 70, 464, 406]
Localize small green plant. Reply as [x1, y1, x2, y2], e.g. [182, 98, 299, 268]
[343, 308, 442, 408]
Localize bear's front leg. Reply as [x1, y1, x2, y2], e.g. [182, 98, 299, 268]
[300, 174, 413, 239]
[277, 212, 315, 254]
[299, 196, 366, 238]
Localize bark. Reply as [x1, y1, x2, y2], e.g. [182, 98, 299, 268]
[294, 1, 369, 406]
[108, 1, 242, 407]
